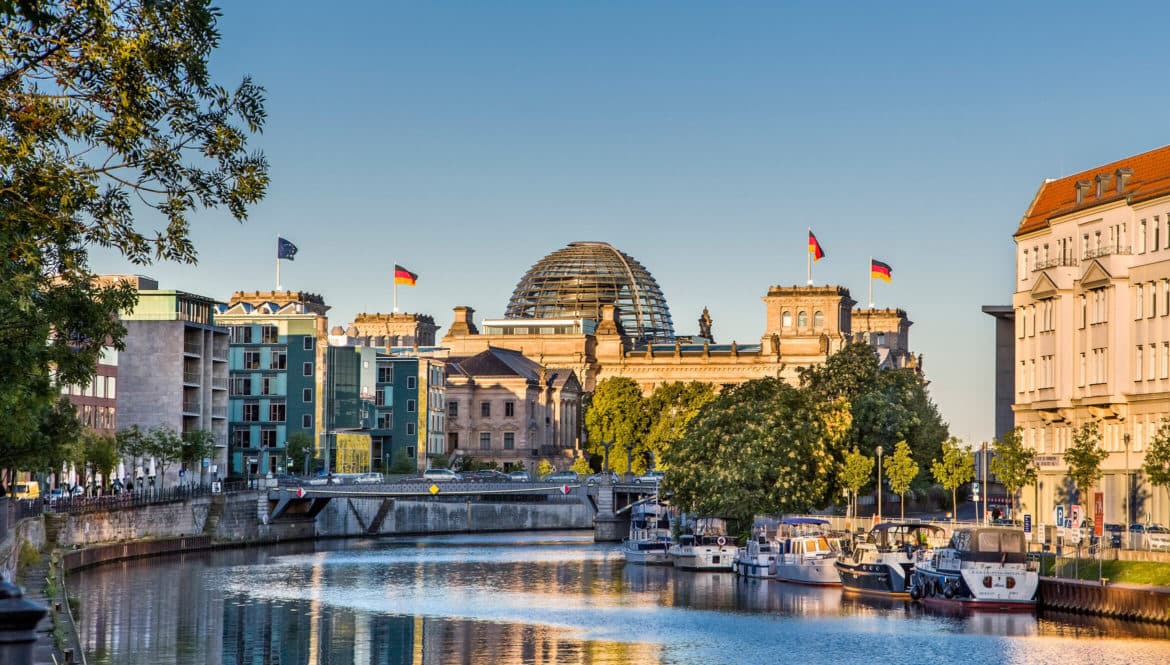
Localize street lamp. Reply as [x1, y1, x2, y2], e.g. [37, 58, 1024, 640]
[982, 441, 989, 524]
[600, 441, 615, 473]
[623, 442, 635, 480]
[1124, 433, 1132, 526]
[876, 445, 884, 524]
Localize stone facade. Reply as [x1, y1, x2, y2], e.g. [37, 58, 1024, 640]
[348, 312, 439, 347]
[1012, 144, 1170, 526]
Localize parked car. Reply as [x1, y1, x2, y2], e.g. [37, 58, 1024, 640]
[1132, 524, 1170, 550]
[48, 488, 66, 503]
[586, 472, 618, 486]
[70, 485, 86, 497]
[423, 468, 462, 482]
[543, 470, 579, 483]
[508, 470, 531, 482]
[12, 482, 40, 500]
[464, 470, 511, 483]
[1103, 523, 1125, 548]
[354, 472, 385, 484]
[634, 470, 665, 485]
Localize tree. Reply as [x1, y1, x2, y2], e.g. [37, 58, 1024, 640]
[388, 450, 417, 475]
[1, 2, 267, 471]
[664, 378, 843, 526]
[571, 456, 593, 476]
[81, 432, 119, 491]
[116, 425, 149, 483]
[988, 428, 1036, 515]
[0, 396, 83, 489]
[181, 430, 216, 483]
[644, 382, 716, 471]
[1064, 421, 1107, 503]
[839, 447, 874, 523]
[885, 440, 919, 520]
[584, 377, 649, 474]
[1144, 419, 1170, 513]
[145, 425, 183, 489]
[537, 460, 554, 478]
[287, 432, 315, 475]
[932, 438, 974, 519]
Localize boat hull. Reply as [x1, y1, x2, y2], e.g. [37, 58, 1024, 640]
[671, 546, 736, 571]
[835, 560, 912, 597]
[912, 566, 1038, 611]
[732, 555, 776, 578]
[622, 542, 672, 566]
[775, 558, 841, 586]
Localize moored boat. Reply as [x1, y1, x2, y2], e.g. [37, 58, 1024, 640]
[774, 517, 842, 586]
[732, 532, 777, 578]
[670, 518, 737, 571]
[910, 527, 1038, 611]
[835, 522, 943, 597]
[621, 502, 673, 565]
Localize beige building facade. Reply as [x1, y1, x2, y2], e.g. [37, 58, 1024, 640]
[347, 312, 438, 347]
[1012, 144, 1170, 527]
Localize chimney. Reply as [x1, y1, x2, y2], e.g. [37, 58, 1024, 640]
[1094, 173, 1113, 198]
[448, 306, 479, 336]
[1116, 167, 1133, 194]
[1074, 180, 1091, 205]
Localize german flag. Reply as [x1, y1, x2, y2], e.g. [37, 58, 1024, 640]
[870, 259, 892, 282]
[394, 264, 418, 286]
[808, 230, 825, 262]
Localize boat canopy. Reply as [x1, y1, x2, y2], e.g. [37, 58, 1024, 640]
[782, 517, 830, 526]
[868, 522, 944, 548]
[949, 528, 1027, 554]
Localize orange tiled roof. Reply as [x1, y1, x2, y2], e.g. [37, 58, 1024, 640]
[1016, 144, 1170, 237]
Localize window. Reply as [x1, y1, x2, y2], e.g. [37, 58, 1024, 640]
[406, 446, 415, 459]
[1150, 344, 1158, 380]
[377, 366, 393, 383]
[302, 414, 312, 428]
[504, 432, 515, 450]
[231, 326, 253, 344]
[260, 428, 277, 448]
[260, 325, 278, 344]
[1165, 280, 1170, 316]
[107, 376, 116, 399]
[242, 402, 260, 422]
[232, 429, 249, 447]
[481, 401, 491, 417]
[1162, 343, 1169, 379]
[375, 388, 386, 407]
[303, 388, 312, 403]
[406, 376, 416, 390]
[269, 401, 286, 422]
[261, 376, 276, 395]
[1028, 359, 1035, 391]
[448, 401, 458, 417]
[1018, 360, 1026, 392]
[244, 351, 260, 370]
[479, 432, 491, 450]
[406, 422, 415, 435]
[1078, 353, 1086, 387]
[813, 311, 825, 329]
[781, 311, 792, 327]
[377, 413, 392, 429]
[1137, 285, 1144, 319]
[449, 432, 459, 449]
[302, 362, 312, 377]
[797, 311, 808, 328]
[505, 401, 515, 417]
[1151, 281, 1158, 318]
[1136, 346, 1143, 381]
[1017, 308, 1026, 338]
[230, 377, 252, 396]
[303, 336, 314, 351]
[407, 399, 416, 413]
[1079, 295, 1087, 328]
[270, 351, 287, 370]
[1140, 220, 1148, 253]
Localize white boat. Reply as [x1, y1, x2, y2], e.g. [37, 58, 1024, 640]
[835, 522, 943, 597]
[910, 527, 1038, 611]
[774, 517, 842, 586]
[621, 502, 673, 565]
[732, 532, 777, 578]
[670, 518, 737, 571]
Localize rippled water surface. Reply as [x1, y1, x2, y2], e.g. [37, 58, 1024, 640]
[70, 532, 1170, 664]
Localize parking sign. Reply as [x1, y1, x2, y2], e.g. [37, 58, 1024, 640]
[1024, 514, 1032, 533]
[1055, 505, 1065, 527]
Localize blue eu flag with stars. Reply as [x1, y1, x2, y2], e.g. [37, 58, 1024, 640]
[277, 237, 298, 261]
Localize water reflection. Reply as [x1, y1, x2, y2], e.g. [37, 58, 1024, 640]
[69, 533, 1170, 665]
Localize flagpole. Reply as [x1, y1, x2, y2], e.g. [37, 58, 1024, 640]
[807, 228, 813, 286]
[868, 256, 873, 308]
[276, 234, 282, 291]
[393, 261, 399, 313]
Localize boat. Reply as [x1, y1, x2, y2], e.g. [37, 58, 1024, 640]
[670, 518, 738, 571]
[909, 527, 1038, 611]
[732, 530, 777, 578]
[773, 517, 842, 586]
[621, 501, 673, 565]
[834, 522, 943, 597]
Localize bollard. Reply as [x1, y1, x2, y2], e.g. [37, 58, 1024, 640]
[0, 581, 49, 665]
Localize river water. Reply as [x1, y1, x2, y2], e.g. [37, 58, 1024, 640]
[69, 532, 1170, 665]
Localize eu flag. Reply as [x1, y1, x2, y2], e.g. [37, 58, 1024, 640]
[277, 237, 298, 261]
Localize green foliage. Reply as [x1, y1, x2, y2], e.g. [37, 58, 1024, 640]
[664, 378, 843, 526]
[18, 541, 40, 572]
[180, 430, 216, 472]
[584, 377, 649, 474]
[388, 450, 417, 475]
[81, 432, 119, 489]
[839, 447, 873, 519]
[430, 454, 450, 470]
[0, 1, 267, 469]
[1064, 421, 1107, 498]
[537, 460, 554, 478]
[570, 456, 593, 476]
[1145, 419, 1170, 498]
[932, 437, 974, 516]
[644, 382, 716, 471]
[286, 432, 315, 473]
[145, 425, 183, 488]
[885, 440, 919, 519]
[0, 396, 83, 484]
[989, 428, 1036, 508]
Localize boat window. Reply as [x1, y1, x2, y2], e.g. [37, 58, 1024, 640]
[1000, 531, 1025, 553]
[977, 531, 1001, 552]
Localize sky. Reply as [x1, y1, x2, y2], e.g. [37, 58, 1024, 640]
[91, 1, 1170, 444]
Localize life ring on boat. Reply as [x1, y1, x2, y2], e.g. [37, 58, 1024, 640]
[717, 536, 727, 546]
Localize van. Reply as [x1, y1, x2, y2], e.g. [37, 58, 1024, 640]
[12, 482, 41, 500]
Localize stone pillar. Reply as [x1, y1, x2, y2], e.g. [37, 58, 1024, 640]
[593, 475, 625, 542]
[0, 581, 47, 665]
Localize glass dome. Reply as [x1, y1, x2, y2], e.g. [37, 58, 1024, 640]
[505, 241, 675, 343]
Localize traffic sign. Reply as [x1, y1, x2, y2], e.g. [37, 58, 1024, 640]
[1070, 504, 1084, 529]
[561, 484, 571, 495]
[296, 487, 305, 499]
[429, 484, 440, 495]
[1055, 505, 1065, 528]
[1024, 514, 1032, 533]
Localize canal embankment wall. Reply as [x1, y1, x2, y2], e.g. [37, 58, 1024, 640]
[1040, 578, 1170, 623]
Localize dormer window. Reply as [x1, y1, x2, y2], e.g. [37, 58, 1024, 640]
[1075, 180, 1092, 205]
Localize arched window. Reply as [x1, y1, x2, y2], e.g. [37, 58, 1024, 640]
[813, 311, 824, 329]
[797, 311, 808, 328]
[781, 311, 792, 327]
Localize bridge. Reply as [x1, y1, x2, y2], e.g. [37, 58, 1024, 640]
[263, 479, 661, 541]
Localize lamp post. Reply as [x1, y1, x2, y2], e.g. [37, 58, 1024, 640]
[624, 442, 635, 481]
[982, 441, 989, 524]
[600, 441, 614, 474]
[876, 445, 884, 523]
[1124, 433, 1131, 526]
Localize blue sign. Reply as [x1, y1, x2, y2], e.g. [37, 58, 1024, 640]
[1024, 514, 1032, 533]
[1055, 505, 1065, 527]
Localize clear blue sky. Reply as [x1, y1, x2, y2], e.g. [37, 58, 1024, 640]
[92, 1, 1170, 444]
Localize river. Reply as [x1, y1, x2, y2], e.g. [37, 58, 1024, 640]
[69, 532, 1170, 665]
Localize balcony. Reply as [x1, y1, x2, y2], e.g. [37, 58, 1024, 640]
[182, 371, 201, 385]
[1083, 244, 1132, 260]
[212, 346, 229, 361]
[182, 400, 201, 415]
[211, 406, 228, 419]
[1033, 256, 1078, 272]
[211, 376, 228, 390]
[183, 340, 202, 355]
